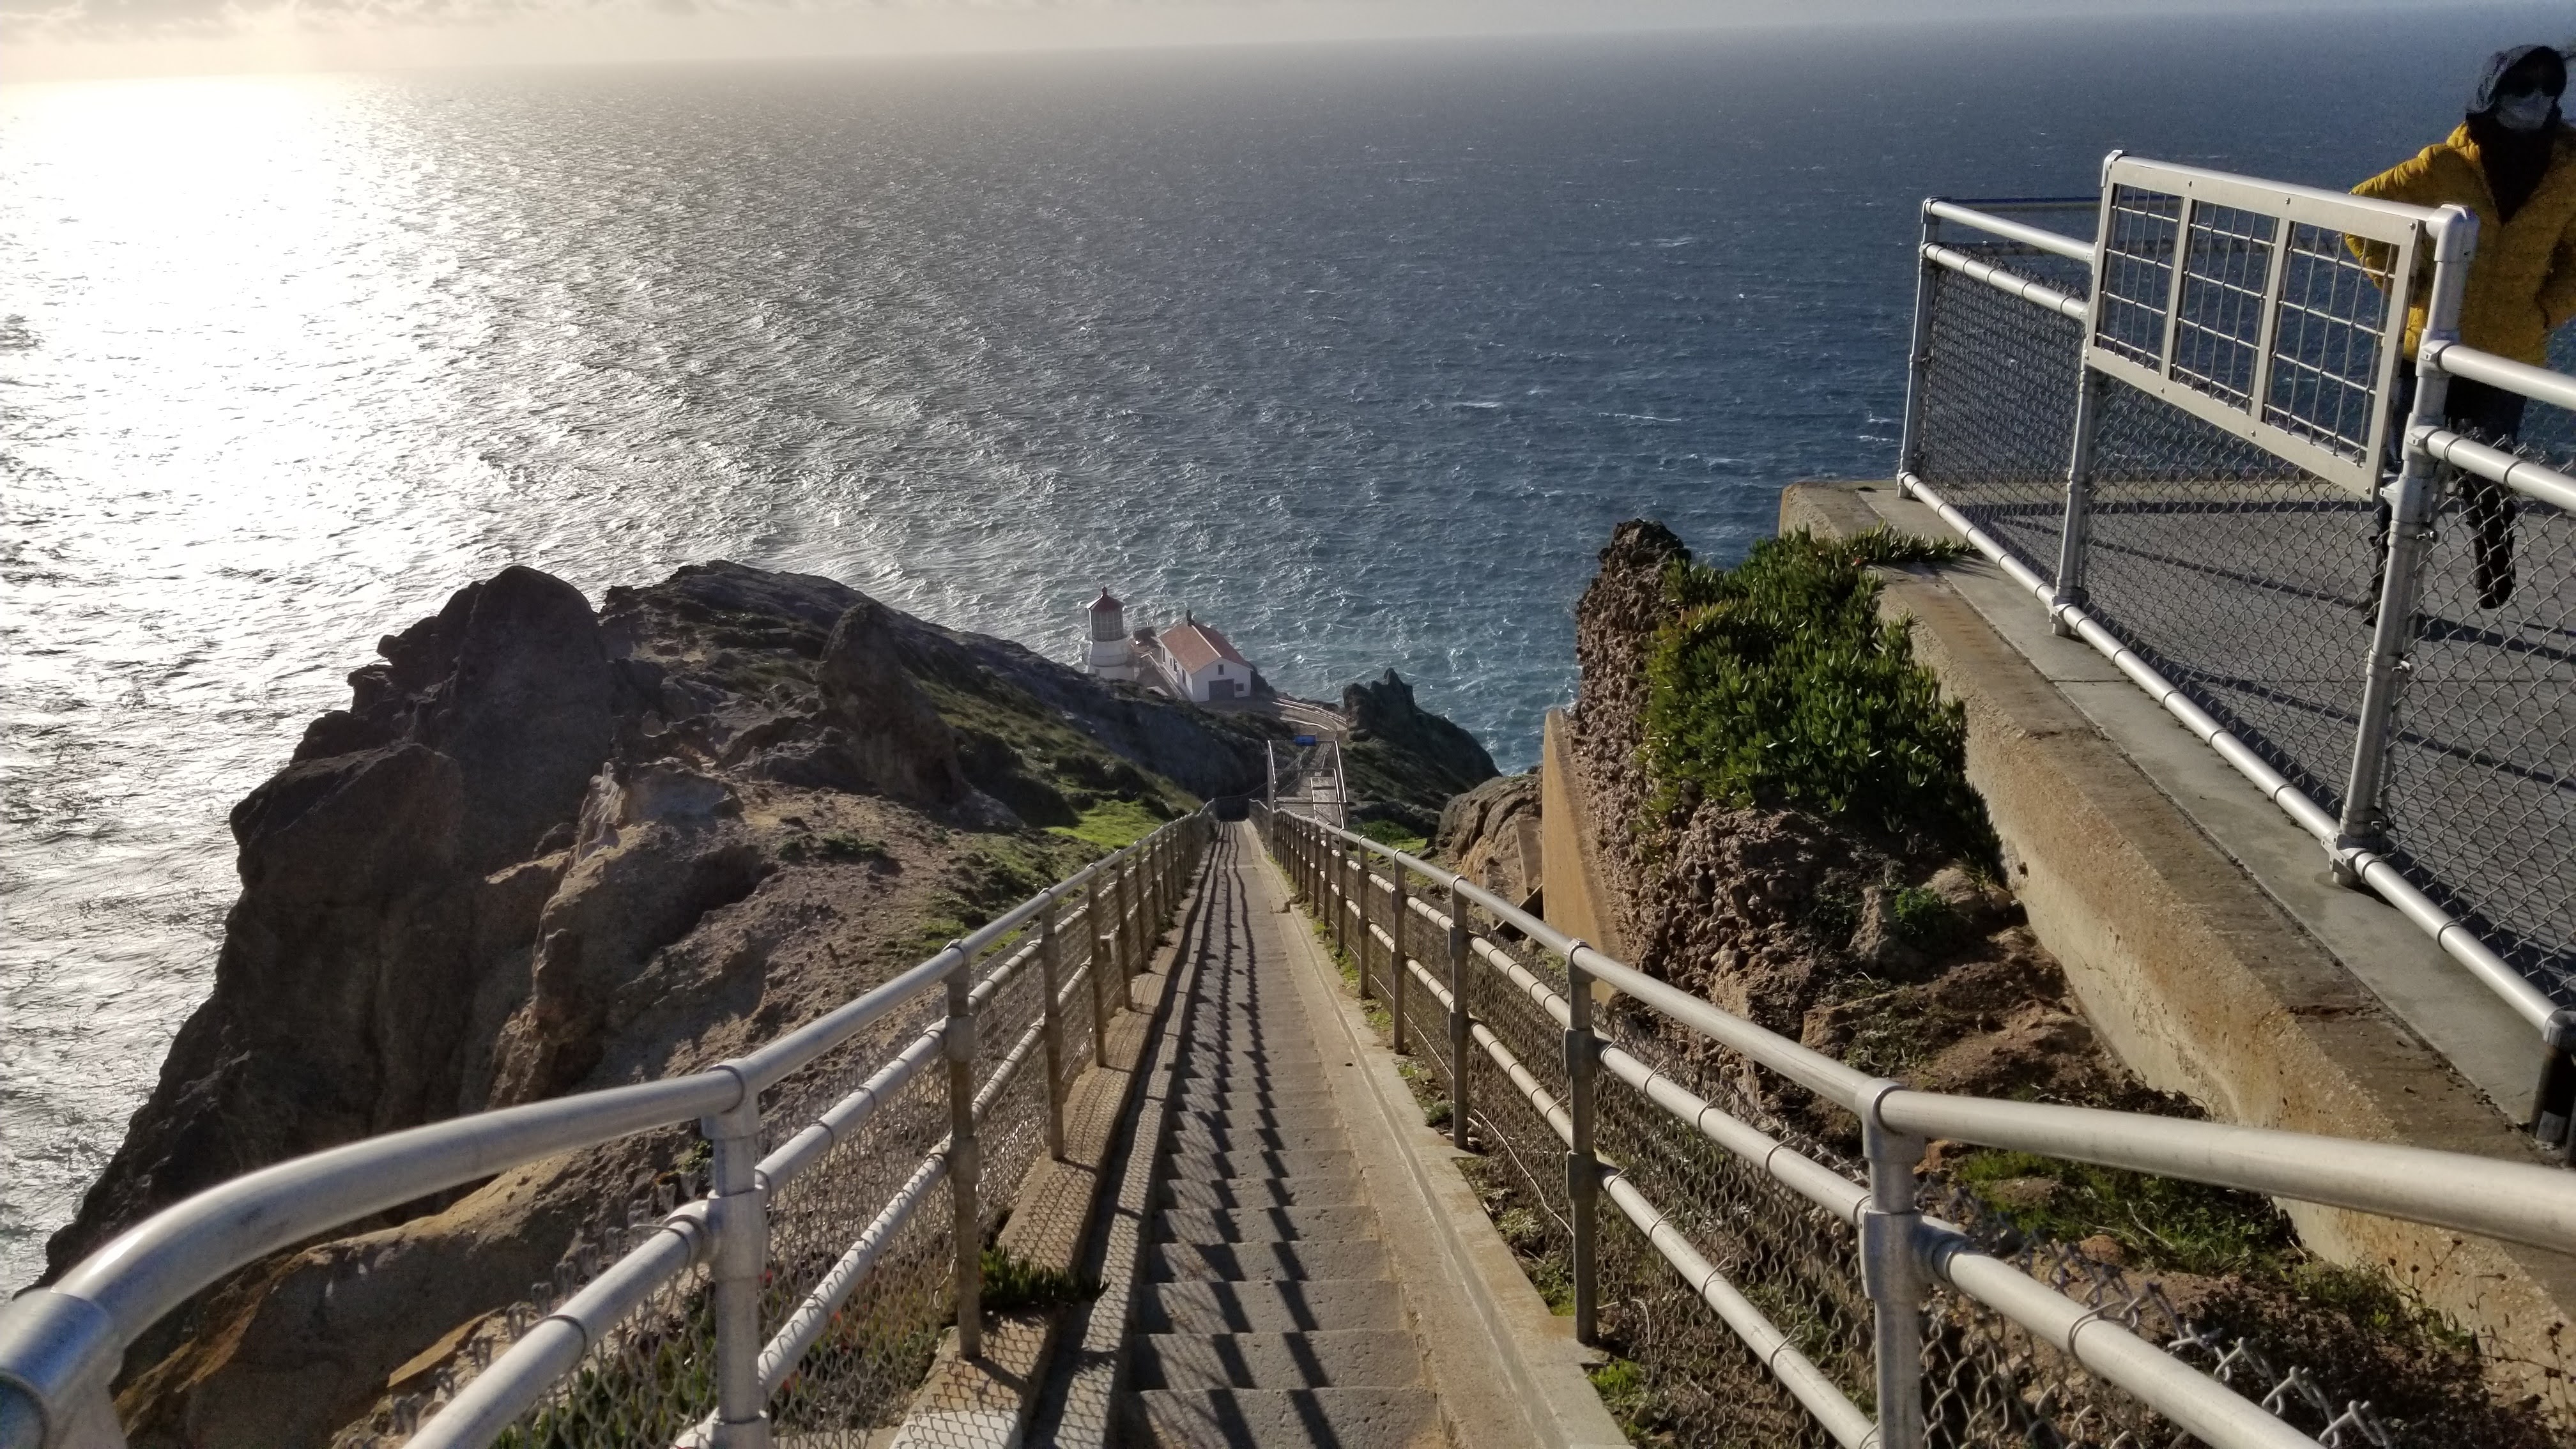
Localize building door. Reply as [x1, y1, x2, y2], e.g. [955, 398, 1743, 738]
[1211, 678, 1238, 700]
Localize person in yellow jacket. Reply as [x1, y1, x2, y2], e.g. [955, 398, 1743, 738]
[2352, 42, 2576, 608]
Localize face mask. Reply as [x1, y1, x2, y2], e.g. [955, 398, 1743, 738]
[2494, 91, 2558, 132]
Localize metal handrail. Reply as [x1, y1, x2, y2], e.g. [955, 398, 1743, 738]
[1906, 172, 2576, 1165]
[0, 811, 1212, 1449]
[1261, 807, 2576, 1449]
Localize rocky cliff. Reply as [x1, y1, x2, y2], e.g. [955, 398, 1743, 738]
[52, 560, 1377, 1446]
[1338, 668, 1498, 838]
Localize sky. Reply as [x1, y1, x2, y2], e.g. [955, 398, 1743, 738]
[0, 0, 2549, 86]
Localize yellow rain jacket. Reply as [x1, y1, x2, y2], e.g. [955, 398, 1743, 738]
[2353, 122, 2576, 365]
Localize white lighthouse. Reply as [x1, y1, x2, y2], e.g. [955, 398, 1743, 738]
[1082, 588, 1140, 682]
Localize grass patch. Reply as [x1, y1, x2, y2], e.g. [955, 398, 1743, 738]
[1354, 818, 1429, 855]
[1644, 529, 1991, 857]
[1050, 797, 1167, 850]
[1952, 1148, 2294, 1276]
[977, 1246, 1097, 1313]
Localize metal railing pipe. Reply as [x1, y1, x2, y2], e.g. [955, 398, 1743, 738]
[946, 965, 983, 1361]
[1860, 1092, 1926, 1449]
[49, 1070, 740, 1347]
[1040, 904, 1066, 1162]
[407, 1204, 710, 1449]
[1446, 880, 1473, 1153]
[703, 1096, 770, 1447]
[753, 1153, 949, 1397]
[756, 1024, 946, 1195]
[1920, 243, 2090, 321]
[2423, 339, 2576, 417]
[2341, 204, 2477, 857]
[1598, 1172, 1880, 1449]
[2415, 424, 2576, 513]
[1900, 466, 2566, 1041]
[1303, 823, 1883, 1111]
[1565, 953, 1601, 1346]
[1925, 1229, 2320, 1449]
[1876, 1091, 2576, 1254]
[1925, 199, 2097, 262]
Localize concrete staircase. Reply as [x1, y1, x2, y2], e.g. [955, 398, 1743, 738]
[1128, 914, 1445, 1449]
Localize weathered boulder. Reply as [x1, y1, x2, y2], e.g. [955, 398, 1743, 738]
[45, 742, 480, 1278]
[1436, 769, 1541, 904]
[818, 600, 970, 806]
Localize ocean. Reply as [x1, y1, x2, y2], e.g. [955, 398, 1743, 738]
[0, 4, 2542, 1290]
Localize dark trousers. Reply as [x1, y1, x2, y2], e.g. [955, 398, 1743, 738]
[2374, 372, 2521, 610]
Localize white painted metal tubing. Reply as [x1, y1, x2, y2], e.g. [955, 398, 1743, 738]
[1311, 824, 1880, 1110]
[1599, 1172, 1881, 1449]
[1595, 1042, 1871, 1226]
[730, 822, 1172, 1092]
[1882, 1091, 2576, 1254]
[1898, 469, 2338, 842]
[1899, 468, 2562, 1034]
[1924, 199, 2096, 263]
[1924, 1228, 2319, 1449]
[52, 1071, 740, 1346]
[2424, 341, 2576, 417]
[1922, 243, 2089, 321]
[410, 1204, 710, 1449]
[758, 1022, 947, 1193]
[756, 1152, 949, 1397]
[2416, 425, 2576, 513]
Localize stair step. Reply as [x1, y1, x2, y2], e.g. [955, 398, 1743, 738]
[1155, 1205, 1378, 1245]
[1148, 1239, 1391, 1284]
[1168, 1087, 1337, 1112]
[1169, 1123, 1349, 1156]
[1134, 1330, 1425, 1390]
[1139, 1280, 1407, 1335]
[1172, 1107, 1334, 1131]
[1159, 1149, 1357, 1183]
[1160, 1176, 1362, 1211]
[1130, 1387, 1443, 1449]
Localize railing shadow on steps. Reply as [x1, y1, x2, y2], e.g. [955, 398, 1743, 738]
[0, 811, 1215, 1449]
[1254, 803, 2576, 1449]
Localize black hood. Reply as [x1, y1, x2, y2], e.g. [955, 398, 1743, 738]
[2472, 43, 2566, 113]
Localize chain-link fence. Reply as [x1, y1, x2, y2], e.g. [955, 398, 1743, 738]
[1902, 172, 2576, 1058]
[1261, 813, 2547, 1449]
[0, 816, 1213, 1449]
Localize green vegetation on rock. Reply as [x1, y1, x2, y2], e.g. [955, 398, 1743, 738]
[1643, 528, 1989, 856]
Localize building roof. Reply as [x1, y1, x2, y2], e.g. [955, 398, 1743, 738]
[1087, 587, 1123, 613]
[1159, 617, 1249, 674]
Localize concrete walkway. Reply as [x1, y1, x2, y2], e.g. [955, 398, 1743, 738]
[1128, 832, 1445, 1449]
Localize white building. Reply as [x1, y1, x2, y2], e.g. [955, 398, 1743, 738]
[1081, 588, 1140, 682]
[1149, 614, 1257, 703]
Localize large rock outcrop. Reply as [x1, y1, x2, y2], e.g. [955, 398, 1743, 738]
[1338, 669, 1498, 836]
[51, 558, 1372, 1447]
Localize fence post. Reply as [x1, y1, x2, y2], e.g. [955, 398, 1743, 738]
[946, 956, 983, 1361]
[703, 1085, 772, 1447]
[2341, 203, 2478, 880]
[1861, 1085, 1927, 1449]
[1447, 878, 1472, 1153]
[1389, 869, 1409, 1054]
[1117, 850, 1138, 1006]
[2051, 369, 2110, 636]
[1086, 875, 1110, 1066]
[1039, 900, 1066, 1163]
[1355, 854, 1376, 1002]
[1896, 198, 1940, 481]
[1564, 948, 1600, 1348]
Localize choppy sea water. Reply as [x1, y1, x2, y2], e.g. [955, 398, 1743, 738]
[0, 10, 2533, 1289]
